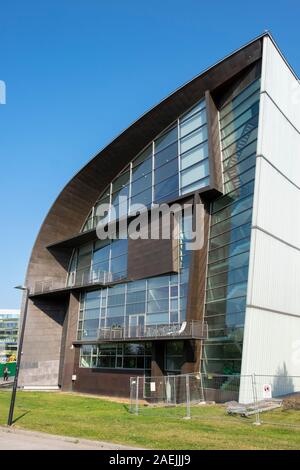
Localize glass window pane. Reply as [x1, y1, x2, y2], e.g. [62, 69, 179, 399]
[130, 188, 152, 207]
[211, 194, 254, 226]
[223, 140, 257, 171]
[112, 170, 130, 193]
[148, 276, 169, 288]
[207, 266, 249, 290]
[181, 159, 209, 187]
[127, 290, 146, 303]
[224, 167, 256, 194]
[221, 101, 259, 139]
[210, 208, 253, 238]
[111, 239, 128, 258]
[181, 99, 205, 121]
[207, 252, 249, 277]
[84, 308, 100, 320]
[181, 142, 208, 170]
[155, 159, 178, 184]
[210, 222, 252, 251]
[206, 281, 247, 302]
[148, 299, 169, 313]
[111, 254, 127, 276]
[132, 159, 152, 181]
[180, 109, 206, 138]
[126, 302, 146, 315]
[223, 155, 256, 184]
[155, 126, 177, 153]
[107, 293, 125, 306]
[180, 126, 207, 153]
[133, 145, 152, 167]
[131, 173, 152, 196]
[154, 174, 178, 202]
[155, 142, 178, 168]
[146, 312, 169, 324]
[148, 286, 169, 301]
[222, 127, 258, 159]
[220, 79, 260, 119]
[221, 114, 259, 149]
[181, 176, 209, 195]
[206, 296, 246, 317]
[208, 238, 250, 264]
[212, 181, 255, 213]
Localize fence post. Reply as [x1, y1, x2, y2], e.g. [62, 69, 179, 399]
[251, 373, 261, 426]
[184, 374, 191, 419]
[135, 376, 139, 416]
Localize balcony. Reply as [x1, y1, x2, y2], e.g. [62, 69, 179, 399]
[30, 267, 125, 297]
[95, 321, 208, 342]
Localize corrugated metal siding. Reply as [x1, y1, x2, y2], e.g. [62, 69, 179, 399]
[248, 229, 300, 315]
[258, 94, 300, 187]
[254, 158, 300, 249]
[261, 36, 300, 131]
[242, 37, 300, 380]
[241, 306, 300, 376]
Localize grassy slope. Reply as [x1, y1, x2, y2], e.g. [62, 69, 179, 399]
[0, 391, 300, 450]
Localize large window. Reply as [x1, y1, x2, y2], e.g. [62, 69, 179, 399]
[203, 78, 261, 375]
[68, 237, 128, 287]
[82, 99, 210, 232]
[77, 269, 189, 340]
[79, 342, 152, 370]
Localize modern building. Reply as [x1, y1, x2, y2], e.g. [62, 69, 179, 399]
[0, 309, 20, 362]
[19, 33, 300, 398]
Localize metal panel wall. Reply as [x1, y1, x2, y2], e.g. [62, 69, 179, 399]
[253, 158, 300, 249]
[256, 94, 300, 187]
[261, 36, 300, 131]
[241, 36, 300, 379]
[247, 229, 300, 316]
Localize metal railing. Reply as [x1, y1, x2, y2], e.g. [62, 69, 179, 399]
[97, 321, 208, 342]
[30, 268, 125, 295]
[67, 268, 125, 287]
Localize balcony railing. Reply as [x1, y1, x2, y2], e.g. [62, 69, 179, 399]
[97, 321, 208, 342]
[30, 268, 125, 295]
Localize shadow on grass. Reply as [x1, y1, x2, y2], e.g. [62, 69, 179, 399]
[13, 410, 31, 425]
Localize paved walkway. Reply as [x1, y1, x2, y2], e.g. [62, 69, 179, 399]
[0, 426, 139, 450]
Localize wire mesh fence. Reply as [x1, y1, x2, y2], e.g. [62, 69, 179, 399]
[129, 373, 300, 428]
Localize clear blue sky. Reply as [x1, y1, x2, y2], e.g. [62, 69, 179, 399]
[0, 0, 299, 308]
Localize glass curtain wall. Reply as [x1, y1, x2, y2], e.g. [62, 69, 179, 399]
[82, 98, 210, 231]
[203, 78, 261, 375]
[79, 343, 152, 370]
[77, 212, 192, 341]
[77, 270, 189, 340]
[67, 238, 128, 286]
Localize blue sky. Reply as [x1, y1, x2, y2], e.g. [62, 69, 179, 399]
[1, 0, 299, 308]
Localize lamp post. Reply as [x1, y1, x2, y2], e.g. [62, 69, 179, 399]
[7, 285, 29, 426]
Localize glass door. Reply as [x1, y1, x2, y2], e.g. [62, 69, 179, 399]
[129, 314, 145, 338]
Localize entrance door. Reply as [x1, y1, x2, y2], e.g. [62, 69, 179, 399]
[129, 314, 145, 338]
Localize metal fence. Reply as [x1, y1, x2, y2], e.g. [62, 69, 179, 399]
[129, 373, 300, 427]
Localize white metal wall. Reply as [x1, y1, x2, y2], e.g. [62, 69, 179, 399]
[240, 36, 300, 390]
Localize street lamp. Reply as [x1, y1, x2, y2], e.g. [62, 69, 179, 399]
[7, 285, 30, 426]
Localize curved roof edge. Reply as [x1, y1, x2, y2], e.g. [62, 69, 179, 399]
[25, 33, 265, 290]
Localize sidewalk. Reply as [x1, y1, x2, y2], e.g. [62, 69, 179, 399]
[0, 426, 142, 450]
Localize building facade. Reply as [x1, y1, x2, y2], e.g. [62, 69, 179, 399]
[19, 34, 300, 398]
[0, 309, 20, 362]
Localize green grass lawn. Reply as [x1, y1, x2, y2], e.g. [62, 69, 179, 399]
[0, 390, 300, 449]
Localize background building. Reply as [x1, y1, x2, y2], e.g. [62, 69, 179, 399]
[19, 33, 300, 399]
[0, 309, 19, 378]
